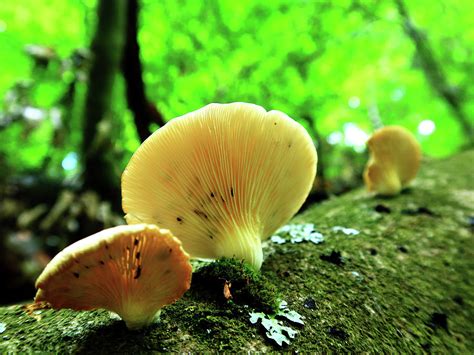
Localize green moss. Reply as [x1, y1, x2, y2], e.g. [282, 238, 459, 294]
[190, 258, 280, 313]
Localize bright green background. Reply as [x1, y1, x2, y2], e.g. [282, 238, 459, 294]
[0, 0, 472, 181]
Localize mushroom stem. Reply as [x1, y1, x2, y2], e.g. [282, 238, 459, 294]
[215, 231, 263, 270]
[119, 308, 161, 330]
[365, 163, 402, 196]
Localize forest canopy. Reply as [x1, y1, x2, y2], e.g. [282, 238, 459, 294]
[1, 0, 473, 187]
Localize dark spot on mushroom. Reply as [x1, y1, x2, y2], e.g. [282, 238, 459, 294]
[74, 259, 80, 264]
[134, 238, 139, 246]
[136, 252, 141, 260]
[273, 122, 277, 126]
[109, 254, 113, 260]
[288, 142, 292, 148]
[221, 196, 225, 203]
[134, 266, 142, 279]
[176, 217, 183, 224]
[126, 246, 130, 251]
[209, 235, 214, 240]
[100, 260, 105, 265]
[210, 192, 215, 198]
[169, 248, 173, 254]
[85, 265, 90, 269]
[73, 272, 80, 279]
[230, 187, 234, 197]
[374, 204, 391, 213]
[194, 209, 208, 219]
[105, 244, 109, 250]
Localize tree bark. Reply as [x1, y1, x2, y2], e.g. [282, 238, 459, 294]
[122, 0, 166, 142]
[3, 148, 472, 352]
[81, 0, 127, 202]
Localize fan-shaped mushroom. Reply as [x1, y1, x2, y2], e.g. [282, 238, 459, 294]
[364, 126, 421, 196]
[35, 224, 192, 330]
[122, 102, 317, 269]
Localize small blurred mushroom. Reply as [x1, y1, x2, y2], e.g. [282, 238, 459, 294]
[363, 126, 421, 196]
[35, 224, 192, 330]
[122, 102, 317, 270]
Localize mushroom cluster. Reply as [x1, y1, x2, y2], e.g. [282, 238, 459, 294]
[34, 102, 316, 329]
[122, 102, 317, 270]
[35, 224, 192, 329]
[364, 126, 421, 196]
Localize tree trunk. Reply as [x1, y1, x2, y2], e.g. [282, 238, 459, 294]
[122, 0, 166, 142]
[81, 0, 126, 202]
[394, 0, 474, 146]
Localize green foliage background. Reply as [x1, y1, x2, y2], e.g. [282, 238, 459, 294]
[0, 0, 473, 182]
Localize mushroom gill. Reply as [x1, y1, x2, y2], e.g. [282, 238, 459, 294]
[122, 102, 317, 269]
[35, 224, 192, 330]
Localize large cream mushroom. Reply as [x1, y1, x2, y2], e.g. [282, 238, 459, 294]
[35, 224, 192, 330]
[364, 125, 421, 196]
[122, 102, 317, 270]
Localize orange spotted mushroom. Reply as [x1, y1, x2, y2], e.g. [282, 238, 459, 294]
[35, 224, 192, 330]
[364, 125, 421, 196]
[122, 102, 317, 270]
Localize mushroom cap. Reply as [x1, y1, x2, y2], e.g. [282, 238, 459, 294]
[35, 224, 192, 329]
[363, 125, 421, 196]
[122, 102, 317, 269]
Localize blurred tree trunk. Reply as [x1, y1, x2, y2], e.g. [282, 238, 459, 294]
[81, 0, 126, 203]
[394, 0, 474, 146]
[122, 0, 166, 142]
[300, 114, 330, 206]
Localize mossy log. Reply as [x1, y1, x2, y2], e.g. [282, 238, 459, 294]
[1, 150, 473, 352]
